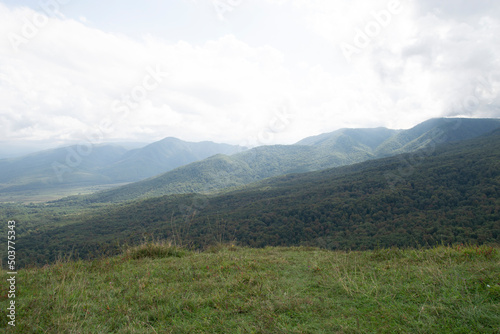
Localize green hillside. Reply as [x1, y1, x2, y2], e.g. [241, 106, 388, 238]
[1, 244, 498, 333]
[99, 137, 246, 182]
[375, 118, 500, 156]
[8, 128, 500, 267]
[75, 118, 500, 204]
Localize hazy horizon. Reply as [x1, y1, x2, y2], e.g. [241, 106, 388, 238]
[1, 116, 499, 159]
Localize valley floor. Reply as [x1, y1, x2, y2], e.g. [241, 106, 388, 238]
[0, 183, 131, 204]
[1, 244, 499, 333]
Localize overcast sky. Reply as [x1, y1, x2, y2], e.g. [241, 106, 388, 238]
[0, 0, 499, 153]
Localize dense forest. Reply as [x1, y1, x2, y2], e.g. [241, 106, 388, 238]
[3, 128, 499, 267]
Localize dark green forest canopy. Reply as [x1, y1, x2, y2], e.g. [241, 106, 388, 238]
[3, 128, 500, 267]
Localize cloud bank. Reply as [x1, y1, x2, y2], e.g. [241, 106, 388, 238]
[0, 0, 499, 149]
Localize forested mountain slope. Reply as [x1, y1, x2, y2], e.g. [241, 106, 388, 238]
[76, 118, 500, 203]
[14, 128, 500, 266]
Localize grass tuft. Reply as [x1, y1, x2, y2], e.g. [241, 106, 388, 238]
[123, 240, 186, 260]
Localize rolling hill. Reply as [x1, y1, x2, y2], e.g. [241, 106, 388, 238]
[98, 137, 246, 182]
[77, 118, 500, 203]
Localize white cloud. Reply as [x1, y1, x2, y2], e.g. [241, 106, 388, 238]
[0, 0, 499, 149]
[0, 4, 297, 146]
[291, 0, 500, 127]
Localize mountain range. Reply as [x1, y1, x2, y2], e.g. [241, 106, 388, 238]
[11, 122, 500, 266]
[68, 117, 500, 203]
[1, 117, 500, 203]
[0, 138, 245, 201]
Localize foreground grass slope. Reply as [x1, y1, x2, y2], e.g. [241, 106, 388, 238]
[1, 244, 499, 333]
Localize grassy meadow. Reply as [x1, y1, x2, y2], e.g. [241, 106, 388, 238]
[1, 243, 499, 333]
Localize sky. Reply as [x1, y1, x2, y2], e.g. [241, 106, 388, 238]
[0, 0, 499, 156]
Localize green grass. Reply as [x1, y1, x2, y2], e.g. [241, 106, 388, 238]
[1, 244, 499, 333]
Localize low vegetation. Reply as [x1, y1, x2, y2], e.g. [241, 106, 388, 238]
[1, 243, 498, 333]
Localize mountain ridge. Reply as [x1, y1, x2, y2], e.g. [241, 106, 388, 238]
[74, 117, 500, 204]
[0, 137, 245, 202]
